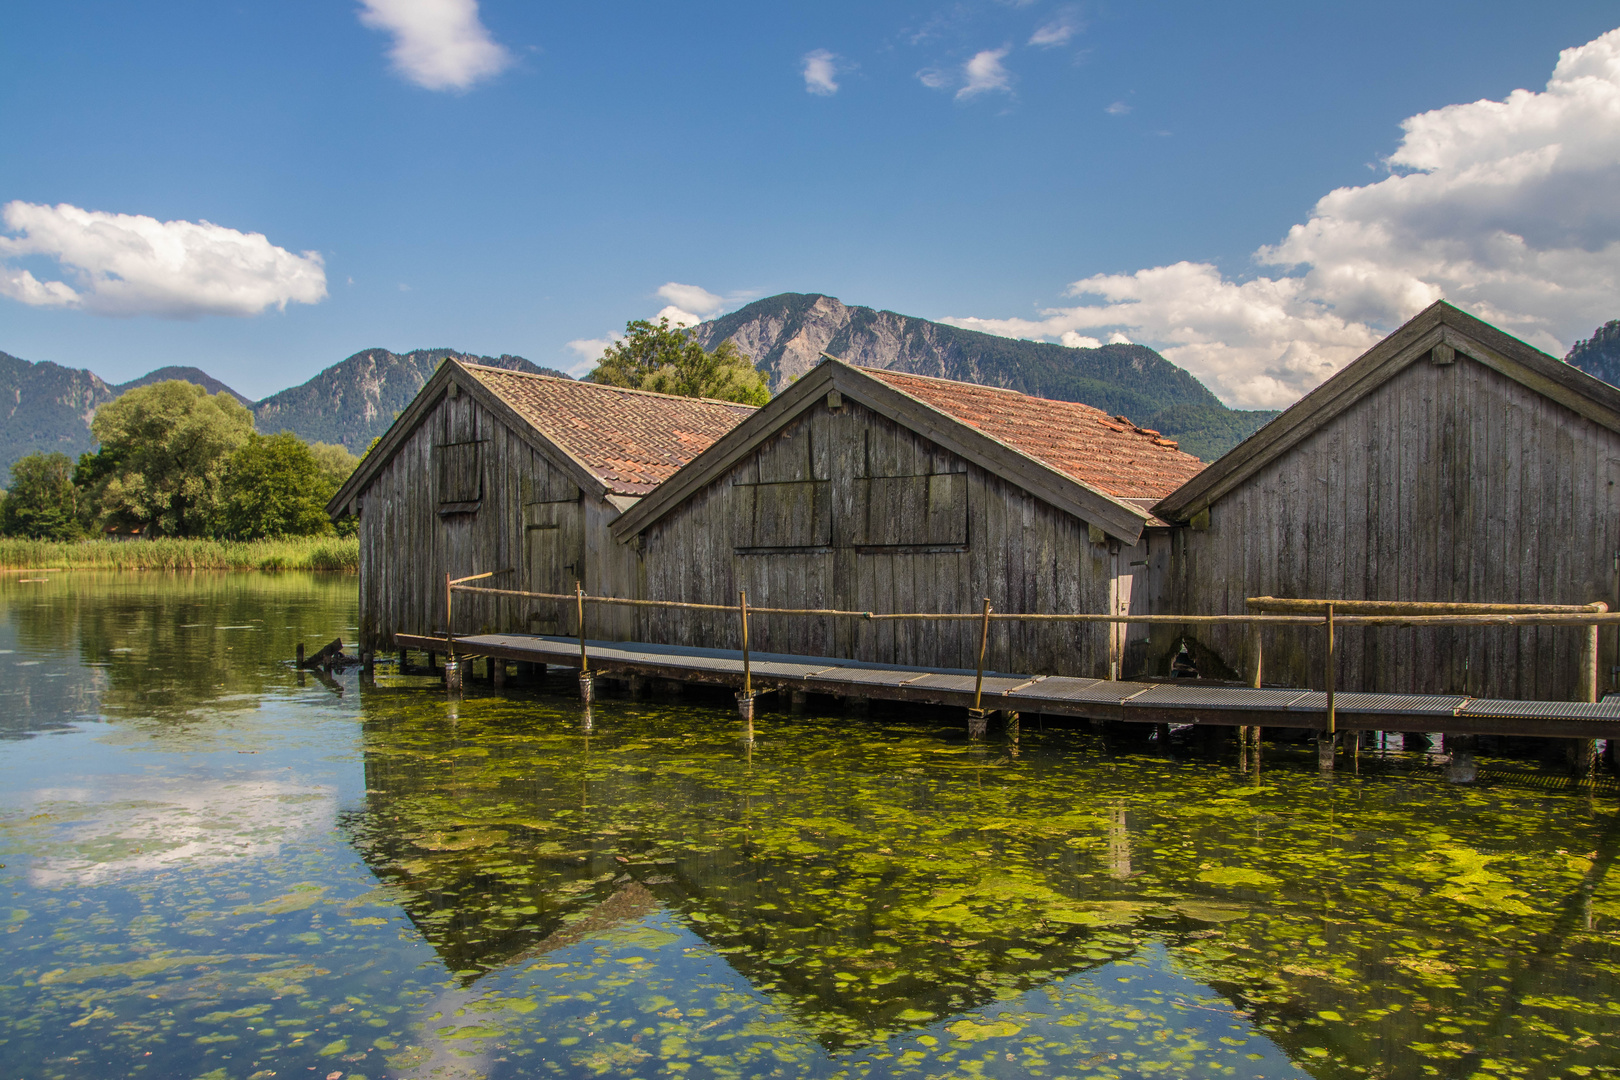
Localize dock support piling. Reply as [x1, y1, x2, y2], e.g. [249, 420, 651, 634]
[968, 596, 992, 737]
[738, 589, 755, 721]
[1317, 732, 1337, 772]
[578, 672, 594, 703]
[575, 580, 589, 676]
[296, 642, 304, 668]
[493, 658, 505, 688]
[444, 659, 463, 695]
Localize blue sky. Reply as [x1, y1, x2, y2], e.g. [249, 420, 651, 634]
[3, 2, 1619, 406]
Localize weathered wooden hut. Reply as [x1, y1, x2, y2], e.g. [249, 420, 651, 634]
[610, 358, 1205, 678]
[327, 360, 755, 651]
[1150, 301, 1620, 701]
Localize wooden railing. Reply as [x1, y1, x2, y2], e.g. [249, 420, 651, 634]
[443, 577, 1620, 729]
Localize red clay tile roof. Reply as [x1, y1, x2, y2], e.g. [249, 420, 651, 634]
[464, 365, 755, 496]
[862, 367, 1207, 501]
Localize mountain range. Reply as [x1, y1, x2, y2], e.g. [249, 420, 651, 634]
[1566, 321, 1620, 387]
[692, 293, 1278, 461]
[8, 294, 1615, 482]
[0, 348, 567, 476]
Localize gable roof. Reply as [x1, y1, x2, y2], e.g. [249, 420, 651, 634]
[462, 366, 756, 496]
[611, 358, 1202, 545]
[862, 368, 1205, 502]
[1153, 300, 1620, 522]
[327, 360, 755, 517]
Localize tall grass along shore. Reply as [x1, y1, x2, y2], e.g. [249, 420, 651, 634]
[0, 537, 360, 572]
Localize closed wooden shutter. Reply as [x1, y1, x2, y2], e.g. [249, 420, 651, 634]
[855, 471, 967, 548]
[732, 480, 833, 550]
[437, 441, 482, 510]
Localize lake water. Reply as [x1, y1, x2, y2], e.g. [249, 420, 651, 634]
[2, 573, 1619, 1080]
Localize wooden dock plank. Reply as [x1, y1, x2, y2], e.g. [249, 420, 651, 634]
[393, 632, 1620, 738]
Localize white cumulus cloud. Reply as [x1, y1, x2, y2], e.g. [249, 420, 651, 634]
[945, 26, 1620, 408]
[0, 201, 327, 319]
[567, 283, 739, 375]
[654, 281, 727, 327]
[564, 336, 615, 376]
[358, 0, 512, 91]
[1029, 13, 1080, 48]
[958, 47, 1013, 100]
[918, 47, 1014, 100]
[802, 49, 839, 96]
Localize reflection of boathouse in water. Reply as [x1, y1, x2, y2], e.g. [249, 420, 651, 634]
[333, 302, 1620, 703]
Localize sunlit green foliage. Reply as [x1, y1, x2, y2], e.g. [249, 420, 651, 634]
[77, 380, 255, 537]
[589, 317, 770, 406]
[218, 433, 334, 540]
[0, 451, 82, 540]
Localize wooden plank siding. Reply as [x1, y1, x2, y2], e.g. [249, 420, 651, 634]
[635, 397, 1125, 678]
[1158, 350, 1620, 701]
[354, 387, 639, 650]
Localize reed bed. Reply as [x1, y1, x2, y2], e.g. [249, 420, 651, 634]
[0, 536, 360, 572]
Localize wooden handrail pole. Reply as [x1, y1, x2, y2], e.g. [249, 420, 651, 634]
[1246, 622, 1263, 689]
[740, 589, 752, 699]
[576, 580, 588, 674]
[1325, 603, 1336, 737]
[1582, 601, 1607, 703]
[445, 572, 455, 660]
[972, 597, 992, 712]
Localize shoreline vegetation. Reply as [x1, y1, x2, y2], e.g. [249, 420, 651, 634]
[0, 536, 359, 572]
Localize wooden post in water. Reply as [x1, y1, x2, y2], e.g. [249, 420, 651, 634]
[1319, 604, 1337, 772]
[1241, 621, 1263, 750]
[968, 597, 992, 739]
[575, 580, 592, 702]
[737, 589, 755, 722]
[1574, 604, 1606, 775]
[296, 642, 304, 668]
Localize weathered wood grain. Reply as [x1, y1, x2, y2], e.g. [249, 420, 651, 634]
[1161, 347, 1620, 701]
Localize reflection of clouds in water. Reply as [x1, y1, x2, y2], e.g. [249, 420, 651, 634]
[18, 776, 332, 886]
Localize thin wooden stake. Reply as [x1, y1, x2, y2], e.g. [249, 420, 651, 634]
[972, 597, 992, 713]
[576, 580, 588, 674]
[1582, 616, 1601, 703]
[445, 573, 455, 662]
[740, 589, 752, 700]
[1325, 603, 1336, 736]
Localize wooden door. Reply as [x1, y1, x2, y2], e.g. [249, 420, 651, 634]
[524, 498, 584, 635]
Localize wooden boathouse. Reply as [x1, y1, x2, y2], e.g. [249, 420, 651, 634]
[608, 359, 1205, 679]
[1151, 302, 1620, 702]
[326, 361, 755, 652]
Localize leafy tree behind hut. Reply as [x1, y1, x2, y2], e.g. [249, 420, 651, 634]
[219, 433, 340, 540]
[589, 317, 770, 406]
[74, 381, 255, 537]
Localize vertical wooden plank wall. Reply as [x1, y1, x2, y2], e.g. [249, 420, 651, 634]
[1167, 353, 1620, 701]
[354, 388, 642, 650]
[636, 399, 1118, 677]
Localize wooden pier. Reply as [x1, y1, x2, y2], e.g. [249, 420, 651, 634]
[394, 632, 1620, 741]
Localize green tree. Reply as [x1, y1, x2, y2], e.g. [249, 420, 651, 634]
[589, 318, 770, 406]
[78, 381, 255, 537]
[309, 441, 360, 488]
[0, 452, 82, 540]
[219, 433, 336, 540]
[309, 441, 361, 538]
